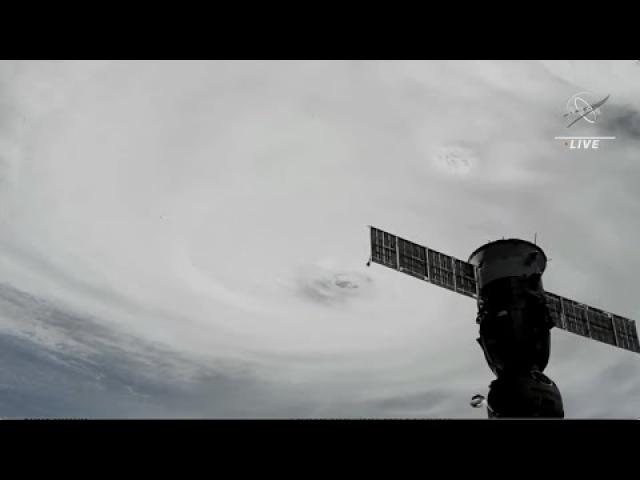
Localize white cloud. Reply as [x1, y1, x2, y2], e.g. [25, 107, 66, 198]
[0, 60, 638, 418]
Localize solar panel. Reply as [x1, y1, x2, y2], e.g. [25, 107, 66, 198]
[397, 236, 428, 280]
[629, 321, 640, 352]
[369, 227, 477, 298]
[370, 227, 397, 269]
[587, 307, 616, 346]
[544, 292, 564, 329]
[454, 259, 477, 298]
[612, 315, 640, 353]
[563, 298, 590, 338]
[428, 249, 455, 291]
[544, 291, 640, 354]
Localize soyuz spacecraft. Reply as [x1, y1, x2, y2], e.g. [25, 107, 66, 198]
[367, 226, 640, 418]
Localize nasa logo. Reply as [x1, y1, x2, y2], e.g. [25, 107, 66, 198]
[564, 91, 609, 128]
[553, 92, 616, 149]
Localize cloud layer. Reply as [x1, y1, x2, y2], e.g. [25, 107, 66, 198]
[0, 60, 638, 418]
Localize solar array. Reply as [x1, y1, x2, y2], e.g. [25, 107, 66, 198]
[370, 226, 477, 298]
[370, 226, 640, 354]
[544, 292, 640, 353]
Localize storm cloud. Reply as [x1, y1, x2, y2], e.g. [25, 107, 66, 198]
[0, 60, 638, 418]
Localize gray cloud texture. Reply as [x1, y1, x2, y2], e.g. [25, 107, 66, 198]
[0, 60, 638, 418]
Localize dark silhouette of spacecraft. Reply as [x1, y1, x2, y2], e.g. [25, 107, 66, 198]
[367, 226, 640, 418]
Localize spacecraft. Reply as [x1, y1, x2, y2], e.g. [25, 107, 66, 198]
[367, 226, 640, 418]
